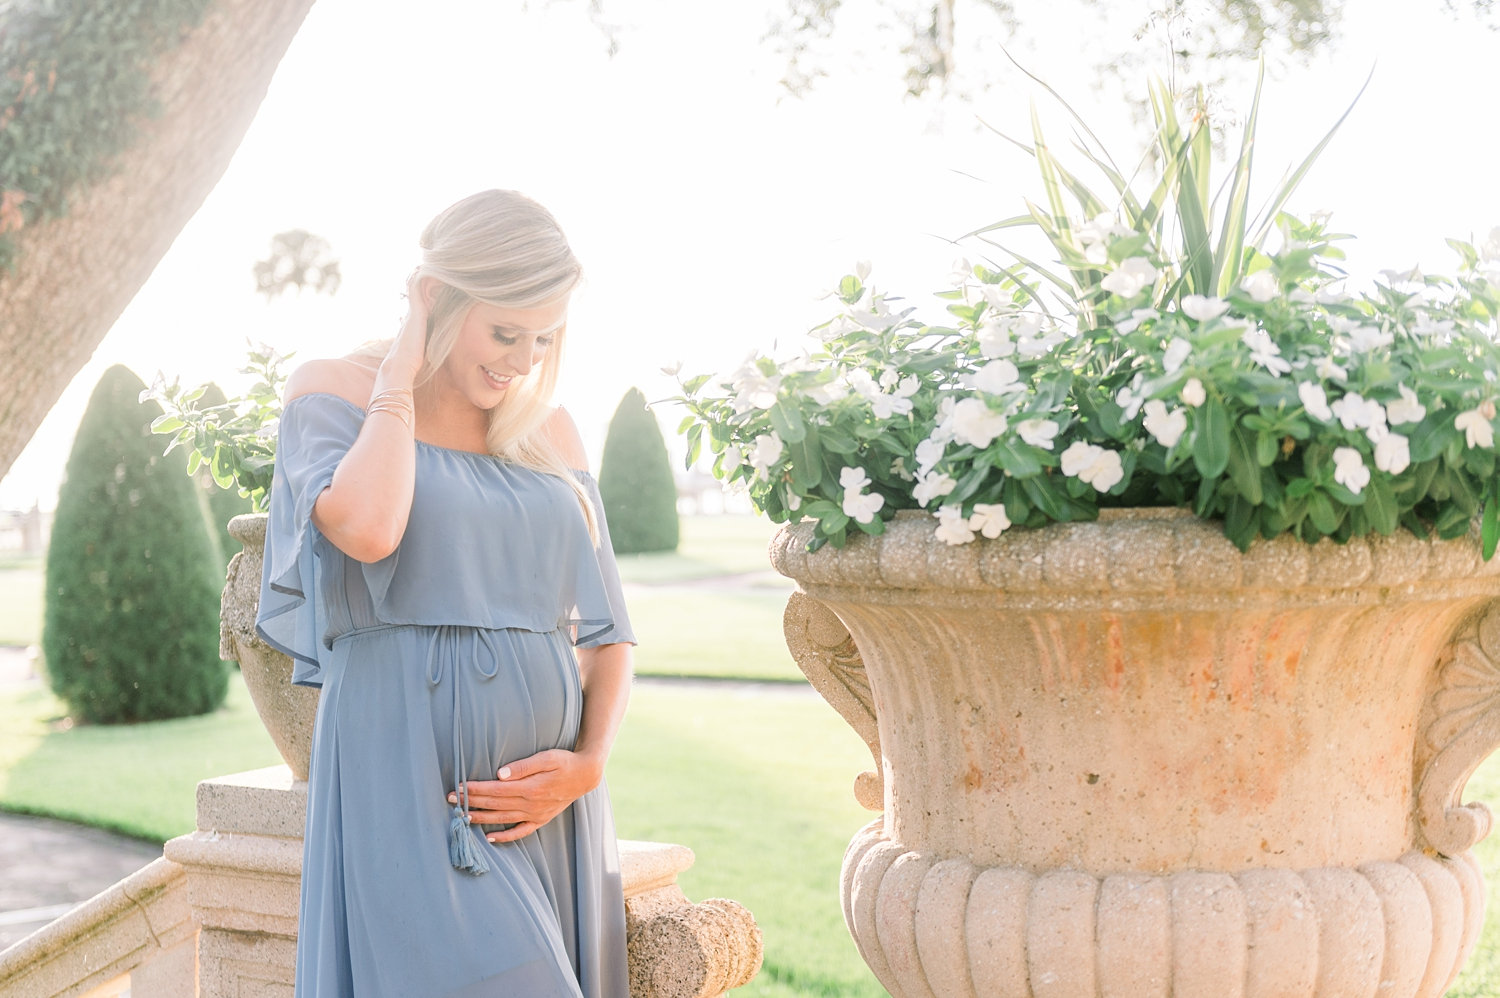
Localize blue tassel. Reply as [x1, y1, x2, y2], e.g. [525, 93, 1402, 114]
[447, 806, 490, 875]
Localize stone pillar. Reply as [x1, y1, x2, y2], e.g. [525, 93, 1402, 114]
[163, 766, 761, 997]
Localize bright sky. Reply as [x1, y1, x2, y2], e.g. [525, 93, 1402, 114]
[4, 0, 1498, 510]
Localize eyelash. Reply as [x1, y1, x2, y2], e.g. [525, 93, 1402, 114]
[493, 332, 554, 347]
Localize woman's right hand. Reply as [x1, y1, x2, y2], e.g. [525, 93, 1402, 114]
[384, 271, 431, 384]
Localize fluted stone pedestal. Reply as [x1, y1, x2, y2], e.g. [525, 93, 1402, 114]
[164, 766, 761, 998]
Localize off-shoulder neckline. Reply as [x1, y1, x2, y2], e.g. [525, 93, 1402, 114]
[285, 391, 597, 478]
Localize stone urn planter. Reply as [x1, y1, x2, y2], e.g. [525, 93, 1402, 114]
[776, 508, 1500, 998]
[219, 512, 320, 781]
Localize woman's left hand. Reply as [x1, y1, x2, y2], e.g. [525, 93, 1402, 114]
[449, 749, 605, 843]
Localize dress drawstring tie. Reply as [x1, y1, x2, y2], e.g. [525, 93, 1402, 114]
[426, 625, 498, 876]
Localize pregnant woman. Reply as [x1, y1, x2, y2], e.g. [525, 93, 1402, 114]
[255, 189, 634, 997]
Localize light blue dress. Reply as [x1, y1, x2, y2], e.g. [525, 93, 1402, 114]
[255, 392, 634, 998]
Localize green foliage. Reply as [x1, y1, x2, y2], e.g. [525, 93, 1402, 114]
[0, 0, 212, 267]
[193, 382, 254, 571]
[144, 343, 291, 512]
[43, 364, 226, 724]
[599, 387, 680, 555]
[677, 80, 1500, 555]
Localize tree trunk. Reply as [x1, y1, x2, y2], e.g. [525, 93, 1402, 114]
[0, 0, 317, 478]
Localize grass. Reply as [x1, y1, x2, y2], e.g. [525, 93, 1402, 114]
[630, 588, 801, 682]
[0, 672, 883, 996]
[615, 515, 785, 584]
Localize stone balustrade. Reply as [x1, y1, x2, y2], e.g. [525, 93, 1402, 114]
[0, 765, 762, 998]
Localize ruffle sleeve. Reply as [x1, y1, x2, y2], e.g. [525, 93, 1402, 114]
[254, 393, 362, 687]
[571, 471, 636, 649]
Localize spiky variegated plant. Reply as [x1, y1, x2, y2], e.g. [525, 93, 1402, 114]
[679, 75, 1500, 555]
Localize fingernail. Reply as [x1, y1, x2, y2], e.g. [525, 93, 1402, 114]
[498, 767, 511, 780]
[447, 794, 456, 804]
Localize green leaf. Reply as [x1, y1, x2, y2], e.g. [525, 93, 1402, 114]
[1363, 475, 1399, 535]
[994, 438, 1044, 478]
[768, 401, 806, 444]
[1484, 483, 1500, 561]
[680, 374, 711, 395]
[787, 425, 823, 492]
[1192, 396, 1231, 479]
[150, 414, 184, 434]
[1226, 427, 1262, 504]
[1307, 489, 1340, 534]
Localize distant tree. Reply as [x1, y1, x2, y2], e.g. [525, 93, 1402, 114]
[764, 0, 1496, 101]
[253, 229, 341, 300]
[44, 365, 227, 723]
[598, 388, 680, 555]
[194, 381, 255, 573]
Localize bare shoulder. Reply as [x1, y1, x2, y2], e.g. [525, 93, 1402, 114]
[542, 406, 589, 472]
[283, 357, 377, 409]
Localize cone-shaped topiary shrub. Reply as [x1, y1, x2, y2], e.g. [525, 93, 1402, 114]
[44, 365, 227, 723]
[194, 382, 254, 574]
[598, 387, 680, 554]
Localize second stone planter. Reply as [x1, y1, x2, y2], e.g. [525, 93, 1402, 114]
[777, 508, 1500, 998]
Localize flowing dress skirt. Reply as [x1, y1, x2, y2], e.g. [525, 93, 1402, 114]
[296, 623, 625, 998]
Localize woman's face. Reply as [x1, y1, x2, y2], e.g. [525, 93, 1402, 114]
[435, 297, 568, 409]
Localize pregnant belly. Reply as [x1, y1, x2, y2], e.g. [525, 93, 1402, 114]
[328, 624, 583, 790]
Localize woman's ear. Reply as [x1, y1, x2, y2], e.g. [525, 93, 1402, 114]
[419, 276, 442, 309]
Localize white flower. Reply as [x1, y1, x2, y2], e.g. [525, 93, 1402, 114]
[1180, 378, 1206, 408]
[976, 317, 1017, 359]
[1016, 419, 1060, 450]
[722, 444, 744, 470]
[843, 490, 885, 524]
[1386, 384, 1426, 426]
[749, 432, 783, 480]
[1162, 338, 1192, 374]
[848, 293, 898, 331]
[915, 437, 946, 476]
[1141, 399, 1187, 448]
[896, 375, 921, 398]
[933, 505, 976, 546]
[869, 392, 914, 419]
[1015, 327, 1066, 359]
[1332, 446, 1370, 495]
[660, 361, 684, 377]
[785, 488, 801, 512]
[1060, 441, 1125, 492]
[1114, 308, 1158, 335]
[1330, 392, 1385, 433]
[1347, 325, 1394, 354]
[968, 503, 1011, 539]
[839, 465, 884, 524]
[964, 359, 1023, 395]
[855, 259, 872, 282]
[840, 466, 871, 493]
[913, 471, 957, 507]
[807, 379, 847, 405]
[729, 357, 782, 413]
[1241, 327, 1291, 376]
[1240, 270, 1279, 303]
[1077, 214, 1126, 265]
[1181, 295, 1230, 322]
[1298, 382, 1334, 422]
[1374, 432, 1411, 475]
[1116, 374, 1146, 420]
[1314, 355, 1348, 381]
[1101, 257, 1159, 298]
[948, 397, 1009, 449]
[949, 257, 974, 287]
[1456, 407, 1496, 449]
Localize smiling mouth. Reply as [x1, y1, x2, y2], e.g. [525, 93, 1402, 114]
[481, 366, 514, 390]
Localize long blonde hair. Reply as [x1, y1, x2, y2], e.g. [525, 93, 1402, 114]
[363, 190, 596, 539]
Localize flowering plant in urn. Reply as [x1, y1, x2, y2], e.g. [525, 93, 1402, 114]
[676, 75, 1500, 557]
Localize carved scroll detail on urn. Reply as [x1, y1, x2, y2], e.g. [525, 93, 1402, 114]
[1416, 601, 1500, 856]
[783, 592, 883, 811]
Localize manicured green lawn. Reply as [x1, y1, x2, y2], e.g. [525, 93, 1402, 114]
[629, 587, 801, 682]
[615, 515, 786, 584]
